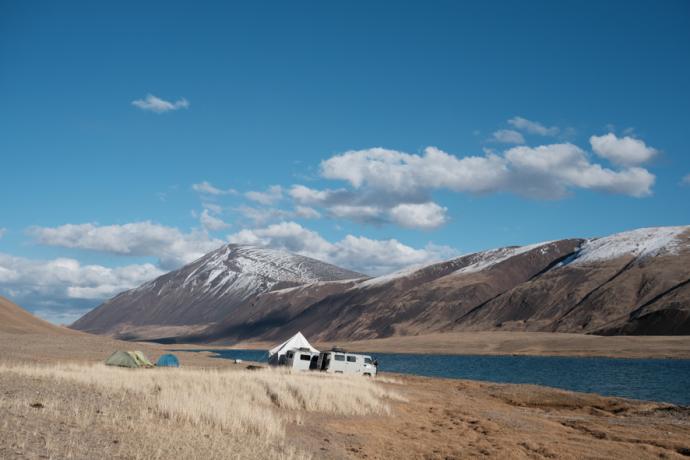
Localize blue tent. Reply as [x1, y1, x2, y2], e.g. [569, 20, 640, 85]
[156, 354, 180, 367]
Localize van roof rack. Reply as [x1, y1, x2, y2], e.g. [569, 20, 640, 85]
[330, 346, 346, 353]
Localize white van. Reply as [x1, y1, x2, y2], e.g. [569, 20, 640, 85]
[316, 349, 378, 376]
[284, 347, 320, 371]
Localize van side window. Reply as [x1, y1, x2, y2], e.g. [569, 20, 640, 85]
[300, 354, 311, 361]
[364, 357, 372, 364]
[346, 355, 357, 362]
[334, 354, 345, 361]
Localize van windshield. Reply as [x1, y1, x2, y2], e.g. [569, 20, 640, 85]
[364, 357, 372, 364]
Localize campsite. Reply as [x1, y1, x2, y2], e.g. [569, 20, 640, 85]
[3, 311, 690, 459]
[3, 1, 690, 459]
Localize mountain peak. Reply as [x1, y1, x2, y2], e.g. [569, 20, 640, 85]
[72, 243, 364, 335]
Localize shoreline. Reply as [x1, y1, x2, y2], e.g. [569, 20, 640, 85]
[3, 330, 690, 459]
[179, 331, 690, 360]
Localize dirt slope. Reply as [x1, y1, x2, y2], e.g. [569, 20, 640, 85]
[0, 297, 79, 335]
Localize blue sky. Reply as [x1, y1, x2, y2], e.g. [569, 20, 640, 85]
[1, 0, 689, 323]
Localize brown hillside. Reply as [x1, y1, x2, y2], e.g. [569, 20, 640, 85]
[0, 297, 80, 335]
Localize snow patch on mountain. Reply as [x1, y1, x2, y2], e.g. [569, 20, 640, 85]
[357, 263, 433, 288]
[129, 244, 363, 302]
[572, 226, 689, 264]
[356, 241, 558, 287]
[453, 241, 555, 275]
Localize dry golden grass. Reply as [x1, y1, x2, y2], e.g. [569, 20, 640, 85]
[0, 363, 402, 459]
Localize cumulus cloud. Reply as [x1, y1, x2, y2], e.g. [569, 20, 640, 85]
[294, 206, 321, 219]
[328, 204, 385, 223]
[28, 221, 224, 270]
[318, 144, 655, 200]
[131, 94, 189, 113]
[508, 116, 559, 136]
[320, 147, 508, 195]
[192, 181, 238, 196]
[235, 206, 292, 226]
[0, 253, 163, 324]
[200, 209, 230, 231]
[590, 133, 658, 166]
[245, 185, 283, 205]
[504, 144, 655, 198]
[202, 202, 223, 214]
[492, 129, 525, 144]
[290, 140, 654, 227]
[682, 174, 690, 186]
[289, 184, 449, 229]
[389, 202, 448, 229]
[227, 221, 456, 275]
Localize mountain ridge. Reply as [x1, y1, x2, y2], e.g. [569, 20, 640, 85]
[71, 225, 690, 341]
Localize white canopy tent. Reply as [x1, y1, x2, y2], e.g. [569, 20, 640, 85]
[267, 331, 319, 365]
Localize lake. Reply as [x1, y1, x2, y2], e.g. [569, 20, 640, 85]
[192, 348, 690, 406]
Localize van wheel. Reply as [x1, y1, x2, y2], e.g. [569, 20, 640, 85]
[363, 373, 371, 377]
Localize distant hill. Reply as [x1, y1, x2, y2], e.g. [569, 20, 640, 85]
[72, 226, 690, 341]
[0, 296, 80, 335]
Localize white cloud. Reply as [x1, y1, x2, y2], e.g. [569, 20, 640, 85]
[294, 206, 321, 219]
[389, 202, 448, 229]
[234, 203, 322, 226]
[200, 209, 230, 232]
[328, 204, 384, 222]
[492, 129, 525, 144]
[320, 147, 508, 195]
[289, 184, 339, 204]
[28, 221, 224, 270]
[288, 142, 654, 229]
[289, 184, 448, 228]
[682, 174, 690, 186]
[508, 116, 559, 136]
[590, 133, 658, 166]
[227, 221, 456, 275]
[132, 94, 189, 113]
[202, 202, 223, 214]
[0, 228, 5, 239]
[504, 144, 655, 198]
[235, 206, 292, 226]
[192, 181, 237, 196]
[318, 144, 654, 200]
[229, 222, 333, 258]
[0, 252, 163, 323]
[245, 185, 283, 205]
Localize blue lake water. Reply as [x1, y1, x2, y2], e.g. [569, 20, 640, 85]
[191, 349, 690, 406]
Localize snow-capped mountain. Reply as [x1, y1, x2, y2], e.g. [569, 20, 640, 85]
[72, 226, 690, 341]
[71, 244, 364, 337]
[205, 226, 690, 342]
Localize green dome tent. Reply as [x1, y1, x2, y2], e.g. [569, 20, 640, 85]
[105, 350, 154, 368]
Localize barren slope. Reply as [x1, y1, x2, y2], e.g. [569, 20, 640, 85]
[0, 297, 79, 335]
